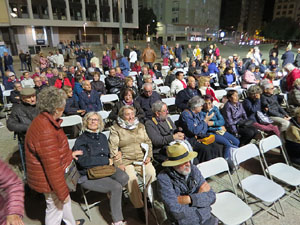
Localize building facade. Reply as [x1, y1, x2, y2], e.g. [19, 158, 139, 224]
[273, 0, 300, 22]
[0, 0, 138, 55]
[139, 0, 222, 43]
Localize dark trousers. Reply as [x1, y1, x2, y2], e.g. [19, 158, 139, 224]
[238, 125, 258, 146]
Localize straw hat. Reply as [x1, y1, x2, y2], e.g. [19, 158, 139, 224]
[162, 143, 198, 167]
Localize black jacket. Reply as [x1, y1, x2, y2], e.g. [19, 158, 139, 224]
[10, 90, 21, 104]
[261, 93, 287, 118]
[175, 88, 202, 111]
[7, 102, 39, 141]
[73, 131, 110, 175]
[108, 100, 145, 123]
[91, 80, 106, 95]
[105, 76, 124, 94]
[136, 91, 162, 120]
[64, 96, 80, 115]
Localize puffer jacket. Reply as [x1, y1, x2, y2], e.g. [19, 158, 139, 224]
[157, 165, 216, 225]
[73, 131, 110, 175]
[109, 122, 153, 167]
[105, 75, 124, 94]
[142, 47, 156, 63]
[261, 93, 287, 118]
[25, 112, 73, 202]
[7, 102, 39, 141]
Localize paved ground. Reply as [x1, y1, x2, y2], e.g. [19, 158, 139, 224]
[1, 42, 300, 225]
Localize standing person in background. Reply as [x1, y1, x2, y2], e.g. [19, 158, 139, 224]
[123, 45, 130, 61]
[118, 55, 130, 77]
[214, 44, 220, 57]
[162, 45, 170, 66]
[26, 52, 32, 72]
[102, 51, 112, 74]
[0, 55, 3, 76]
[294, 48, 300, 68]
[186, 44, 194, 62]
[86, 48, 94, 68]
[142, 43, 156, 69]
[193, 45, 201, 60]
[111, 47, 117, 68]
[3, 52, 15, 73]
[25, 87, 84, 225]
[269, 44, 279, 61]
[174, 43, 182, 62]
[282, 46, 295, 67]
[129, 47, 137, 68]
[19, 50, 27, 71]
[0, 158, 24, 225]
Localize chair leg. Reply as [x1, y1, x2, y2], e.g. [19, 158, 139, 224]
[277, 200, 285, 217]
[18, 140, 26, 180]
[273, 201, 280, 219]
[81, 186, 92, 221]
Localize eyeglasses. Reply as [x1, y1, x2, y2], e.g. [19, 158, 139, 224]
[88, 118, 99, 122]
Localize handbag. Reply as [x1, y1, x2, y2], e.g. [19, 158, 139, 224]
[237, 119, 254, 127]
[197, 134, 215, 145]
[65, 160, 80, 192]
[256, 111, 273, 125]
[87, 165, 116, 179]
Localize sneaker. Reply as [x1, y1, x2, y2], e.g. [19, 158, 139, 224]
[112, 221, 127, 225]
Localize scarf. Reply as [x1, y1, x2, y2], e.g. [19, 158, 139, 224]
[205, 87, 219, 102]
[179, 79, 187, 89]
[117, 117, 139, 130]
[123, 100, 133, 106]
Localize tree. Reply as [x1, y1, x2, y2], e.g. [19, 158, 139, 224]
[134, 8, 157, 39]
[261, 17, 300, 41]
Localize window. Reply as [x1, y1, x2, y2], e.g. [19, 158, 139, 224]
[283, 4, 287, 9]
[99, 0, 110, 22]
[124, 0, 133, 23]
[85, 0, 97, 21]
[51, 0, 67, 20]
[277, 5, 282, 9]
[276, 11, 280, 15]
[289, 4, 294, 8]
[282, 11, 286, 15]
[172, 1, 179, 12]
[8, 0, 29, 18]
[31, 0, 49, 19]
[112, 0, 119, 22]
[69, 0, 83, 20]
[288, 10, 293, 14]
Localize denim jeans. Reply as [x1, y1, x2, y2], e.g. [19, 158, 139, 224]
[21, 61, 27, 71]
[7, 65, 15, 74]
[214, 132, 240, 159]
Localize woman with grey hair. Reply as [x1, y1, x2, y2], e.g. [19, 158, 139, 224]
[73, 112, 129, 225]
[109, 105, 156, 221]
[177, 96, 222, 163]
[25, 87, 84, 225]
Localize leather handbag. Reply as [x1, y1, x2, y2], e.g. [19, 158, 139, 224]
[87, 165, 116, 179]
[65, 160, 80, 192]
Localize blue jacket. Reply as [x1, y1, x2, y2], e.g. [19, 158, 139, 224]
[64, 96, 80, 115]
[242, 97, 261, 122]
[79, 90, 102, 112]
[73, 131, 110, 176]
[281, 50, 294, 67]
[175, 88, 202, 111]
[136, 91, 161, 120]
[4, 55, 13, 66]
[200, 106, 225, 132]
[73, 82, 83, 101]
[208, 63, 219, 74]
[157, 165, 216, 225]
[175, 47, 182, 58]
[178, 109, 208, 138]
[119, 57, 130, 76]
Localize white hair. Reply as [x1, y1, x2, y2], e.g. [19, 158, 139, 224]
[284, 63, 296, 73]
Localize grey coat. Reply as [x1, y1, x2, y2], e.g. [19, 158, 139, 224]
[261, 93, 287, 118]
[157, 164, 216, 225]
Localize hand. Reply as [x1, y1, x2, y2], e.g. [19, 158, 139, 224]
[144, 157, 151, 165]
[6, 215, 24, 225]
[72, 150, 83, 160]
[264, 107, 269, 112]
[221, 126, 226, 132]
[207, 121, 214, 126]
[177, 195, 191, 205]
[109, 158, 113, 165]
[199, 182, 211, 193]
[114, 151, 122, 161]
[118, 164, 126, 171]
[173, 132, 185, 140]
[284, 116, 291, 120]
[63, 195, 70, 204]
[205, 112, 214, 123]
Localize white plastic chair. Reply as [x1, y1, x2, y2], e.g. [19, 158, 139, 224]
[100, 75, 106, 83]
[129, 71, 138, 76]
[169, 114, 180, 123]
[153, 79, 164, 86]
[100, 94, 119, 104]
[197, 157, 253, 225]
[105, 71, 109, 76]
[3, 89, 13, 110]
[162, 97, 175, 106]
[159, 86, 171, 96]
[234, 144, 285, 218]
[60, 115, 82, 127]
[102, 130, 110, 139]
[68, 139, 76, 149]
[214, 90, 227, 101]
[98, 110, 110, 120]
[259, 135, 300, 196]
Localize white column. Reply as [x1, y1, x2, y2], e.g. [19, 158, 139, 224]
[109, 0, 113, 22]
[47, 0, 53, 20]
[121, 0, 125, 23]
[65, 0, 71, 21]
[27, 0, 34, 19]
[81, 0, 86, 21]
[96, 0, 100, 22]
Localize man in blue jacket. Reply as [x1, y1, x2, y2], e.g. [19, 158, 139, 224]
[157, 143, 217, 225]
[281, 46, 294, 67]
[174, 43, 182, 62]
[3, 52, 15, 74]
[79, 80, 102, 112]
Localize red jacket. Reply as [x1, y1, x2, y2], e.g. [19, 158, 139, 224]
[25, 112, 73, 201]
[287, 68, 300, 91]
[0, 159, 24, 225]
[54, 78, 72, 89]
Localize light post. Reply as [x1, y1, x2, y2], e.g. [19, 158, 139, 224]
[185, 26, 189, 41]
[118, 0, 124, 54]
[83, 22, 87, 43]
[146, 24, 150, 42]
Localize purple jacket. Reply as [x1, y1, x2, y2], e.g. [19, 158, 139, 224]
[223, 101, 248, 135]
[102, 55, 112, 68]
[0, 159, 24, 225]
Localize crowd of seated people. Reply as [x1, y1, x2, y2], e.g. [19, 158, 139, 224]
[2, 42, 300, 225]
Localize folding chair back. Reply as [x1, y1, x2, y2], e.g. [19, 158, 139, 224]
[68, 139, 76, 149]
[102, 130, 110, 139]
[162, 97, 175, 106]
[259, 135, 282, 154]
[100, 94, 119, 103]
[234, 144, 260, 166]
[159, 86, 170, 95]
[197, 157, 229, 179]
[61, 115, 82, 127]
[153, 79, 164, 86]
[214, 90, 227, 101]
[98, 110, 110, 120]
[169, 114, 179, 123]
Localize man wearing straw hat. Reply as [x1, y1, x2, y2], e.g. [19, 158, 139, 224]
[157, 143, 218, 225]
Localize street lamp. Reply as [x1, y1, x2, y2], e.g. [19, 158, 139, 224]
[118, 0, 124, 54]
[83, 22, 87, 43]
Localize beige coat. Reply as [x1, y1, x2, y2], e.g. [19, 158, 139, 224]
[286, 124, 300, 144]
[142, 47, 156, 63]
[109, 123, 153, 166]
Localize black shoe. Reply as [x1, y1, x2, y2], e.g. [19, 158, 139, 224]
[76, 219, 85, 225]
[136, 208, 146, 223]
